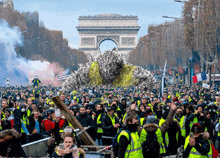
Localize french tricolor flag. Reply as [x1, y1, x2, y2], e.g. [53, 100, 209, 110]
[192, 71, 207, 83]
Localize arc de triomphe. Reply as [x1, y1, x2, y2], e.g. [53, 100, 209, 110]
[76, 14, 140, 60]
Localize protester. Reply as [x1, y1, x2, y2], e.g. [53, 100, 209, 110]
[76, 106, 95, 141]
[1, 82, 220, 157]
[183, 122, 212, 158]
[27, 109, 43, 142]
[102, 106, 120, 145]
[118, 114, 143, 158]
[0, 121, 26, 157]
[52, 133, 79, 158]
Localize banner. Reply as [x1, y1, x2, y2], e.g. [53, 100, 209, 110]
[202, 83, 210, 89]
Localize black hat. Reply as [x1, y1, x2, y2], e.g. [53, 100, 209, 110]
[197, 103, 205, 109]
[163, 105, 170, 111]
[70, 106, 79, 111]
[47, 109, 55, 114]
[163, 90, 168, 93]
[106, 106, 114, 111]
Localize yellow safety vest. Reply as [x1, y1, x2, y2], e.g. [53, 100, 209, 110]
[218, 119, 220, 137]
[107, 114, 116, 126]
[140, 118, 145, 126]
[184, 135, 212, 158]
[188, 96, 192, 102]
[179, 115, 187, 137]
[140, 128, 166, 154]
[97, 113, 103, 134]
[1, 111, 5, 120]
[137, 100, 141, 107]
[20, 111, 31, 133]
[117, 130, 143, 158]
[189, 117, 198, 134]
[122, 113, 127, 123]
[159, 119, 169, 147]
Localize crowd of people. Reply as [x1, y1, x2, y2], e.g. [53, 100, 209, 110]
[1, 78, 220, 158]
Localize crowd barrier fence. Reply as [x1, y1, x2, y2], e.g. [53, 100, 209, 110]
[22, 137, 50, 157]
[21, 137, 178, 157]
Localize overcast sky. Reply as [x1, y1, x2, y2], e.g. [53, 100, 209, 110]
[13, 0, 184, 52]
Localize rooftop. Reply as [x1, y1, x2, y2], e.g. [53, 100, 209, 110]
[79, 14, 138, 20]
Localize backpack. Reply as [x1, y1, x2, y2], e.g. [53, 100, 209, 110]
[142, 131, 160, 158]
[112, 128, 131, 157]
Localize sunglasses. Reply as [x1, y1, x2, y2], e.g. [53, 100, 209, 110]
[64, 128, 72, 133]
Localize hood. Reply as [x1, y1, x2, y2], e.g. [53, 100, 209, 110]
[143, 123, 159, 132]
[19, 103, 26, 110]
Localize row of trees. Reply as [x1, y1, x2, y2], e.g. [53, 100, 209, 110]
[183, 0, 220, 70]
[129, 0, 220, 75]
[0, 7, 88, 69]
[128, 20, 191, 71]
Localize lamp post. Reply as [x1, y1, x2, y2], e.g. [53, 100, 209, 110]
[174, 0, 187, 3]
[162, 16, 188, 85]
[162, 16, 180, 20]
[137, 42, 147, 68]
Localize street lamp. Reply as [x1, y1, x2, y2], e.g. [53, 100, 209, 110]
[174, 0, 187, 3]
[162, 16, 180, 20]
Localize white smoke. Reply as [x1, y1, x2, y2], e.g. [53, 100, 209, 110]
[0, 19, 63, 86]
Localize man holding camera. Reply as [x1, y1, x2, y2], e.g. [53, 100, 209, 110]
[102, 106, 120, 145]
[183, 122, 212, 158]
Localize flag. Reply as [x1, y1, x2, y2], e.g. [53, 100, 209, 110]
[160, 60, 166, 98]
[192, 75, 198, 83]
[192, 71, 207, 83]
[58, 69, 70, 81]
[201, 71, 207, 80]
[196, 73, 202, 82]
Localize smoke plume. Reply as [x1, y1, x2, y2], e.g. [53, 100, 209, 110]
[0, 19, 63, 87]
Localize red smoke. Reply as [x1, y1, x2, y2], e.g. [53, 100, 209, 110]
[28, 62, 65, 87]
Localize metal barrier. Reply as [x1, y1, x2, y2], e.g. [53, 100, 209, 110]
[82, 145, 114, 158]
[21, 137, 177, 157]
[22, 137, 50, 157]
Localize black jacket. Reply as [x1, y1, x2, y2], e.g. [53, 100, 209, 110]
[0, 138, 26, 157]
[102, 114, 119, 136]
[13, 109, 21, 133]
[76, 113, 95, 139]
[183, 134, 210, 158]
[27, 114, 43, 134]
[76, 113, 94, 129]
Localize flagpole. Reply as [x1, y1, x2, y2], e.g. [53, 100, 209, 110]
[160, 60, 166, 99]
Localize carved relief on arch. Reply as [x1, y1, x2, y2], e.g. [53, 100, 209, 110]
[97, 35, 119, 47]
[81, 37, 95, 46]
[121, 37, 135, 45]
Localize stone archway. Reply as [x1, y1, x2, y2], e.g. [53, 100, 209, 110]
[76, 14, 140, 60]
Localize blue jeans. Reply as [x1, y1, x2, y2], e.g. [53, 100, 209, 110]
[95, 138, 103, 145]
